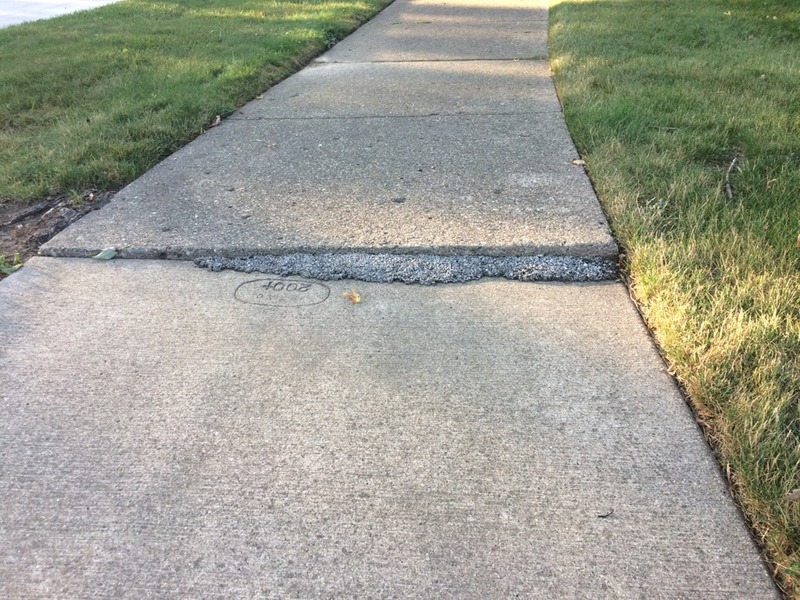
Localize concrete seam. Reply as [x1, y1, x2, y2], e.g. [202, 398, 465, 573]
[316, 56, 549, 63]
[228, 111, 564, 122]
[309, 58, 550, 66]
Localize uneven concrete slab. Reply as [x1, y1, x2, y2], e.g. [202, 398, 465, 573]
[236, 60, 562, 119]
[0, 258, 778, 598]
[41, 0, 614, 262]
[43, 113, 615, 259]
[319, 0, 549, 62]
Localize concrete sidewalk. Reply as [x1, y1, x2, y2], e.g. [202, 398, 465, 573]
[1, 0, 779, 597]
[0, 0, 122, 28]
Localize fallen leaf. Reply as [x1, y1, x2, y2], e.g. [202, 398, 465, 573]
[0, 262, 22, 275]
[342, 288, 361, 304]
[210, 115, 221, 127]
[572, 159, 586, 166]
[92, 248, 117, 260]
[796, 233, 800, 248]
[786, 489, 800, 502]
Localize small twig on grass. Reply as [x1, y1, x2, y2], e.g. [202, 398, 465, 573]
[725, 156, 739, 200]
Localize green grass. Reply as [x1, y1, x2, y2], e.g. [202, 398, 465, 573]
[549, 0, 800, 594]
[0, 0, 392, 200]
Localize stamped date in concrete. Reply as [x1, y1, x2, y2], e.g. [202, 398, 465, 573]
[235, 279, 330, 307]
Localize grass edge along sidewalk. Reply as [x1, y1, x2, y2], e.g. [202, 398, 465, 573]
[0, 0, 393, 204]
[549, 0, 800, 596]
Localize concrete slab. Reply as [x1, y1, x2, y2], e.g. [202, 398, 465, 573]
[320, 0, 549, 62]
[0, 258, 778, 598]
[40, 0, 613, 263]
[43, 113, 616, 260]
[236, 60, 562, 119]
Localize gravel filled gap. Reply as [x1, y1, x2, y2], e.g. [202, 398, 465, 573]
[195, 253, 618, 285]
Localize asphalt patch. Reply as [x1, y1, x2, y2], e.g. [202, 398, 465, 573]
[195, 253, 617, 285]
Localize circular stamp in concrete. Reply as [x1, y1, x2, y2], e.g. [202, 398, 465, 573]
[234, 278, 330, 307]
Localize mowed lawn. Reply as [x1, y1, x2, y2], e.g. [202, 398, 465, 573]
[0, 0, 392, 201]
[550, 0, 799, 595]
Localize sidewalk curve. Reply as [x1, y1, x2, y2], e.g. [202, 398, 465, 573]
[1, 0, 780, 597]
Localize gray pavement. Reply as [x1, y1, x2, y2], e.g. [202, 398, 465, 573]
[317, 0, 549, 62]
[0, 0, 121, 28]
[0, 0, 780, 597]
[1, 258, 778, 598]
[43, 58, 615, 260]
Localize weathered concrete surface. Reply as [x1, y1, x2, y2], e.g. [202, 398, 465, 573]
[235, 60, 562, 119]
[43, 113, 615, 259]
[0, 258, 779, 598]
[42, 0, 613, 262]
[318, 0, 549, 62]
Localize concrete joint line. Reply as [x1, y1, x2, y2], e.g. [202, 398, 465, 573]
[316, 56, 550, 64]
[228, 110, 564, 122]
[194, 252, 618, 285]
[311, 58, 550, 66]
